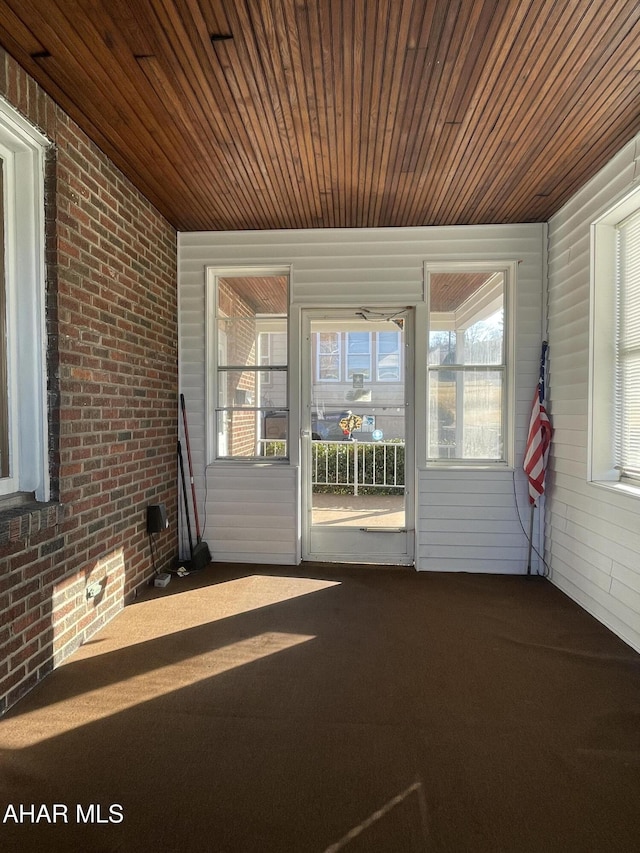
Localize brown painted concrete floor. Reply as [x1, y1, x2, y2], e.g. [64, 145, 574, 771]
[1, 563, 640, 852]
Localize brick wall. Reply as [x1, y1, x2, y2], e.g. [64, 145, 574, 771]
[0, 50, 178, 715]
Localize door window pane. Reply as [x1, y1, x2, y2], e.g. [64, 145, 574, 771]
[377, 331, 401, 381]
[317, 332, 340, 381]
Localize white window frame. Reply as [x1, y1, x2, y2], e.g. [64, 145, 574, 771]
[589, 185, 640, 498]
[206, 265, 291, 463]
[0, 99, 49, 500]
[424, 261, 516, 469]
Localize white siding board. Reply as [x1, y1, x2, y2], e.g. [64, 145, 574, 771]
[209, 498, 296, 514]
[419, 491, 521, 508]
[550, 543, 612, 592]
[551, 527, 614, 575]
[610, 580, 640, 618]
[421, 519, 521, 534]
[418, 504, 520, 522]
[180, 223, 543, 571]
[552, 567, 640, 653]
[551, 457, 587, 480]
[417, 558, 528, 573]
[612, 564, 640, 597]
[421, 545, 528, 561]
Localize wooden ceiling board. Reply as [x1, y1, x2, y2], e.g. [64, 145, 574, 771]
[0, 1, 639, 232]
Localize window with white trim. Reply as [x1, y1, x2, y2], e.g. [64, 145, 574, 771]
[211, 268, 289, 460]
[590, 188, 640, 491]
[0, 101, 49, 501]
[426, 263, 515, 465]
[615, 210, 640, 481]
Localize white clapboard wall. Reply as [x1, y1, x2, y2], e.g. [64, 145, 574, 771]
[547, 132, 640, 652]
[179, 224, 544, 570]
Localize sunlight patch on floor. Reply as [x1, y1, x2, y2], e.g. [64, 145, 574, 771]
[0, 631, 315, 748]
[69, 574, 341, 656]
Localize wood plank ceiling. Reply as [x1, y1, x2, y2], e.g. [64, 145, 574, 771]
[0, 1, 639, 232]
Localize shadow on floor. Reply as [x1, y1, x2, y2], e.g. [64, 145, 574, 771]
[1, 563, 639, 852]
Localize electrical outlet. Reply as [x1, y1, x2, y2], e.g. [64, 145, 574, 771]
[86, 582, 103, 600]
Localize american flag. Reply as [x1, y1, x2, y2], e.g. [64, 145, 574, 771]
[524, 343, 553, 505]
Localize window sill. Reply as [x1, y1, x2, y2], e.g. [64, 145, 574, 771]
[0, 497, 64, 546]
[424, 461, 512, 471]
[589, 479, 640, 502]
[212, 458, 290, 466]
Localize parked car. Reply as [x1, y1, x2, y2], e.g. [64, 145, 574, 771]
[262, 409, 354, 441]
[311, 409, 353, 440]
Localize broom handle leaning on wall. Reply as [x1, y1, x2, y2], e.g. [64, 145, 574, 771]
[178, 440, 194, 558]
[180, 393, 204, 543]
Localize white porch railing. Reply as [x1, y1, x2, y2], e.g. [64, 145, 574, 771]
[311, 440, 404, 494]
[257, 439, 405, 494]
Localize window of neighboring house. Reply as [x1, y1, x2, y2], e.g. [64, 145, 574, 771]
[590, 188, 640, 493]
[210, 268, 289, 460]
[426, 264, 515, 464]
[376, 330, 401, 381]
[317, 331, 340, 381]
[0, 102, 49, 501]
[314, 330, 401, 383]
[346, 331, 371, 380]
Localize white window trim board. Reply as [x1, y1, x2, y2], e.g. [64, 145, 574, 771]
[589, 184, 640, 498]
[0, 98, 50, 500]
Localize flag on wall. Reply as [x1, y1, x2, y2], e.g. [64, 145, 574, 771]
[524, 342, 553, 505]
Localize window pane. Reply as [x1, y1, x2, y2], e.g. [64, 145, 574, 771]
[318, 354, 340, 381]
[428, 331, 457, 366]
[348, 332, 370, 353]
[347, 355, 370, 378]
[429, 272, 504, 366]
[217, 319, 287, 368]
[618, 353, 640, 468]
[217, 409, 288, 458]
[347, 332, 371, 379]
[218, 275, 288, 315]
[377, 331, 400, 380]
[0, 161, 8, 479]
[215, 273, 289, 459]
[428, 269, 507, 464]
[463, 309, 504, 364]
[319, 332, 339, 354]
[616, 211, 640, 471]
[317, 332, 340, 380]
[428, 369, 504, 460]
[218, 369, 287, 408]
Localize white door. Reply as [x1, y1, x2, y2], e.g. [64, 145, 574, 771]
[301, 308, 414, 565]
